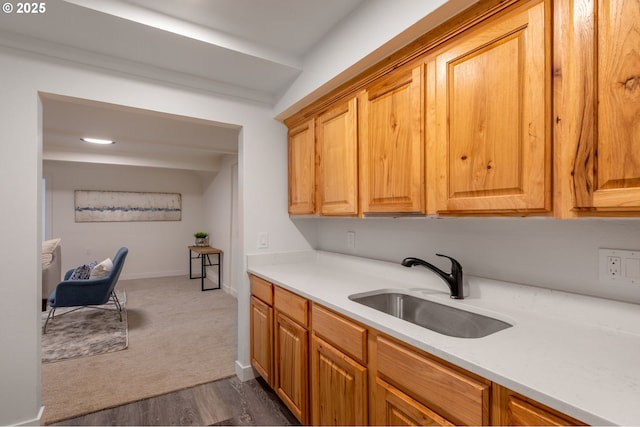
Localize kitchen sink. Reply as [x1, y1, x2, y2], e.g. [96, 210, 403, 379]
[349, 290, 512, 338]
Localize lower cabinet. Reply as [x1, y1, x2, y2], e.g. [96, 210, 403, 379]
[249, 296, 273, 385]
[375, 377, 453, 426]
[248, 275, 587, 426]
[310, 335, 368, 425]
[310, 302, 368, 425]
[249, 275, 274, 386]
[374, 335, 490, 426]
[492, 385, 587, 426]
[274, 311, 308, 423]
[273, 286, 310, 424]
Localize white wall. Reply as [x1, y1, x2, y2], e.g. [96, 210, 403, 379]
[274, 0, 478, 117]
[299, 217, 640, 305]
[202, 155, 237, 294]
[43, 161, 206, 278]
[0, 45, 311, 426]
[0, 69, 43, 427]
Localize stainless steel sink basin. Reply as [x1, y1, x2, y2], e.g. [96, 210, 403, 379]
[349, 291, 512, 338]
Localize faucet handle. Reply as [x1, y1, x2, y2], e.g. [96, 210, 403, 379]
[436, 254, 464, 299]
[435, 253, 462, 273]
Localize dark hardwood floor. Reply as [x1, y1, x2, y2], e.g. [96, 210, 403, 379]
[52, 376, 301, 426]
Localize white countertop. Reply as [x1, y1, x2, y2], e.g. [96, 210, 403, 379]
[247, 250, 640, 426]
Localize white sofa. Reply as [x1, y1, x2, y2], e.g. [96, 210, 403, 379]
[42, 238, 61, 311]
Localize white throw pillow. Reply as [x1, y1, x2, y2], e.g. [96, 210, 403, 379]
[90, 258, 113, 279]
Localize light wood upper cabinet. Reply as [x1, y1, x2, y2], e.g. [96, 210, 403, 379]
[435, 0, 551, 214]
[288, 119, 315, 215]
[284, 0, 640, 219]
[316, 97, 359, 216]
[555, 0, 640, 216]
[359, 65, 425, 215]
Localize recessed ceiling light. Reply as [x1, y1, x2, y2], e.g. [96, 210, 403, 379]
[81, 137, 115, 145]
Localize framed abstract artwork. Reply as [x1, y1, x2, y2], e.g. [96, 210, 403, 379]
[74, 190, 182, 222]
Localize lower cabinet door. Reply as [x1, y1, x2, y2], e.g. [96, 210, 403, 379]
[274, 311, 308, 424]
[250, 296, 272, 386]
[310, 334, 368, 425]
[374, 378, 453, 426]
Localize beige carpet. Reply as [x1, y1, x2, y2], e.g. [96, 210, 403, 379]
[41, 276, 237, 425]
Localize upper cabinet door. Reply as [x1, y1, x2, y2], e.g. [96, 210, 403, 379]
[435, 0, 551, 214]
[288, 119, 315, 215]
[556, 0, 640, 215]
[593, 0, 640, 210]
[359, 65, 425, 215]
[316, 97, 359, 216]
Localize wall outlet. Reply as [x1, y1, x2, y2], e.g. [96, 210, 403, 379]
[346, 231, 356, 250]
[599, 249, 640, 285]
[607, 256, 621, 279]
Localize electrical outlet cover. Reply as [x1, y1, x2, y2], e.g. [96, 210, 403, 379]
[599, 248, 640, 285]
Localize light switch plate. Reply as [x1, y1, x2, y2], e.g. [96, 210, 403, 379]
[599, 248, 640, 285]
[258, 232, 269, 249]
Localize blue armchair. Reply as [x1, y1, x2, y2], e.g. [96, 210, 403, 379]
[44, 247, 128, 333]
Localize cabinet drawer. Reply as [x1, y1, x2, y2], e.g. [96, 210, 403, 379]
[311, 303, 367, 364]
[250, 274, 273, 305]
[274, 286, 308, 327]
[375, 377, 453, 426]
[493, 384, 587, 426]
[377, 335, 489, 426]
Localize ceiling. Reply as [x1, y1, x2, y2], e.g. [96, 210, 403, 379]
[0, 0, 365, 172]
[41, 94, 241, 172]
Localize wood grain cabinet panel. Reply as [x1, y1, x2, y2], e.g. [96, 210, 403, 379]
[250, 296, 273, 386]
[274, 311, 309, 423]
[311, 303, 367, 364]
[555, 0, 640, 215]
[288, 119, 315, 215]
[250, 274, 273, 305]
[310, 335, 368, 426]
[274, 286, 309, 327]
[435, 0, 551, 214]
[376, 335, 490, 426]
[359, 65, 425, 215]
[374, 378, 453, 426]
[492, 384, 587, 426]
[316, 97, 359, 216]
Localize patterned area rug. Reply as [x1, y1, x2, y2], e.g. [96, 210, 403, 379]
[41, 291, 128, 363]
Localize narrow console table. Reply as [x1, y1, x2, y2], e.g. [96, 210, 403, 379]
[188, 246, 222, 291]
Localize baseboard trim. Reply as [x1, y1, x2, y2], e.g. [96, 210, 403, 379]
[14, 405, 44, 426]
[235, 360, 256, 382]
[222, 283, 237, 297]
